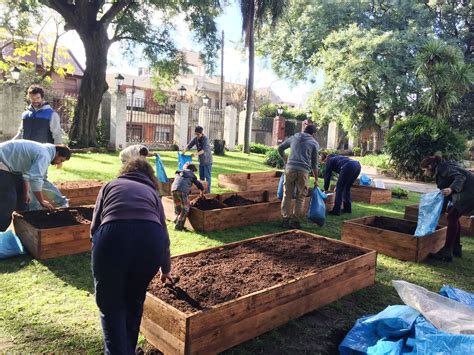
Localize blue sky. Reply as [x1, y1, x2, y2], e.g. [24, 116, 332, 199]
[58, 3, 317, 105]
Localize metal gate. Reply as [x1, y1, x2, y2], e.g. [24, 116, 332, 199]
[187, 105, 224, 144]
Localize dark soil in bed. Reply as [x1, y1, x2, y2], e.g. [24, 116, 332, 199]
[148, 232, 365, 313]
[190, 197, 227, 210]
[55, 180, 103, 189]
[222, 194, 257, 207]
[19, 207, 94, 228]
[367, 216, 416, 235]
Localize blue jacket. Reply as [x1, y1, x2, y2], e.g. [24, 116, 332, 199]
[323, 155, 358, 191]
[278, 133, 319, 173]
[15, 103, 63, 144]
[0, 140, 55, 191]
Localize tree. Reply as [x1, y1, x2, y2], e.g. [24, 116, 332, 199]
[239, 0, 287, 153]
[7, 0, 221, 147]
[415, 39, 474, 119]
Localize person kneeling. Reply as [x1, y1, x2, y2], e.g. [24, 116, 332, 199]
[171, 163, 205, 231]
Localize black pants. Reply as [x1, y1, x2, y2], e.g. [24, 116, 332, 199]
[333, 161, 361, 214]
[92, 220, 168, 355]
[445, 207, 462, 249]
[0, 170, 26, 231]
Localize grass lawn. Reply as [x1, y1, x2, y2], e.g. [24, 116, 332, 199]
[1, 151, 473, 353]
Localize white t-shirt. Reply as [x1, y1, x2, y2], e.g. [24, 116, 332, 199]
[119, 144, 148, 165]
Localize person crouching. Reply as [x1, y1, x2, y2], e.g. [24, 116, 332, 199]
[171, 163, 204, 231]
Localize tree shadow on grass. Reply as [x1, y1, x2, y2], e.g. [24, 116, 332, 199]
[40, 252, 94, 293]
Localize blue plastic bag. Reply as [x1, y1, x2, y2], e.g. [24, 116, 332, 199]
[178, 152, 192, 170]
[307, 188, 327, 226]
[28, 179, 69, 211]
[0, 230, 25, 259]
[414, 191, 444, 237]
[155, 154, 169, 183]
[360, 174, 372, 186]
[440, 286, 474, 308]
[277, 173, 297, 200]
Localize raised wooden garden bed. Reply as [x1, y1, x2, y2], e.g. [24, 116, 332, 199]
[218, 171, 283, 192]
[341, 216, 446, 262]
[12, 207, 94, 259]
[331, 184, 392, 204]
[404, 204, 474, 237]
[55, 180, 103, 206]
[141, 230, 376, 354]
[158, 178, 208, 196]
[161, 190, 335, 232]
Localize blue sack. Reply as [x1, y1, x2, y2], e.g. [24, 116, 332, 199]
[440, 285, 474, 308]
[178, 152, 192, 170]
[360, 174, 372, 186]
[277, 173, 297, 200]
[28, 179, 69, 211]
[414, 191, 444, 237]
[0, 230, 25, 259]
[307, 187, 327, 226]
[155, 154, 169, 183]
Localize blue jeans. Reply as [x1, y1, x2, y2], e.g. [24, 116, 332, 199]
[333, 161, 361, 214]
[199, 164, 212, 193]
[92, 220, 168, 355]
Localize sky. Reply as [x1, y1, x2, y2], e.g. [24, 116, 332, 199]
[54, 3, 318, 106]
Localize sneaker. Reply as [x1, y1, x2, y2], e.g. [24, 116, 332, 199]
[429, 246, 453, 262]
[289, 220, 301, 229]
[328, 210, 341, 216]
[281, 218, 291, 229]
[342, 209, 352, 214]
[174, 221, 185, 231]
[453, 244, 462, 258]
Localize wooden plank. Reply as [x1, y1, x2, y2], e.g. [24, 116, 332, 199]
[12, 215, 40, 258]
[331, 185, 392, 204]
[141, 317, 186, 355]
[39, 238, 91, 259]
[40, 224, 91, 245]
[404, 204, 474, 237]
[218, 171, 282, 192]
[416, 228, 447, 262]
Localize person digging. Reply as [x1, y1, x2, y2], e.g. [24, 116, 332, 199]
[171, 163, 205, 231]
[277, 124, 320, 229]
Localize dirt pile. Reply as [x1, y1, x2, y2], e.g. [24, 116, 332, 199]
[190, 197, 227, 210]
[148, 232, 365, 313]
[20, 207, 94, 228]
[55, 180, 103, 189]
[368, 216, 416, 235]
[222, 194, 257, 207]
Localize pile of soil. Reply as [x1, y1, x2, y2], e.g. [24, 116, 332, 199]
[148, 232, 365, 313]
[368, 216, 416, 235]
[191, 197, 227, 210]
[20, 207, 94, 229]
[55, 180, 103, 190]
[222, 194, 257, 207]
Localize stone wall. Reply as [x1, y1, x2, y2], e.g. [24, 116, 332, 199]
[0, 85, 24, 142]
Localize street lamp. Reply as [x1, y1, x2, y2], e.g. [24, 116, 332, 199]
[115, 73, 124, 90]
[202, 94, 210, 106]
[277, 106, 284, 116]
[11, 66, 21, 83]
[306, 110, 312, 120]
[178, 85, 187, 101]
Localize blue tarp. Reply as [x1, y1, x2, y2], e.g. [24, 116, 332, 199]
[414, 191, 443, 237]
[339, 286, 474, 355]
[178, 152, 192, 170]
[0, 230, 25, 259]
[359, 174, 372, 186]
[155, 154, 169, 183]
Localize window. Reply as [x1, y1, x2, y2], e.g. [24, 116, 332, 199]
[155, 126, 171, 142]
[127, 124, 143, 142]
[126, 88, 145, 109]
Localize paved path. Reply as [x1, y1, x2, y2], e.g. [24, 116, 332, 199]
[360, 166, 437, 194]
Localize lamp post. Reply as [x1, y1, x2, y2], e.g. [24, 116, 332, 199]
[277, 106, 284, 117]
[114, 73, 124, 91]
[178, 85, 187, 101]
[202, 94, 210, 107]
[11, 66, 21, 84]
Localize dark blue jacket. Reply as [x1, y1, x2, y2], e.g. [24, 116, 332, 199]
[323, 155, 354, 191]
[15, 103, 62, 144]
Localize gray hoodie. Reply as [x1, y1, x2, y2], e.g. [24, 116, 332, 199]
[278, 133, 319, 173]
[171, 169, 204, 193]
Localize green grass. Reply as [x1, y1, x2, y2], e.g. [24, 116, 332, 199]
[1, 151, 473, 353]
[354, 154, 391, 171]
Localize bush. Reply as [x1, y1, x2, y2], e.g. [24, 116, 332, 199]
[265, 148, 285, 169]
[352, 147, 362, 156]
[385, 114, 467, 178]
[235, 143, 272, 155]
[357, 154, 391, 171]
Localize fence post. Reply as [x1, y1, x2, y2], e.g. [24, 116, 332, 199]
[224, 105, 237, 150]
[174, 102, 189, 149]
[327, 121, 339, 149]
[100, 92, 111, 143]
[110, 91, 127, 150]
[198, 106, 211, 138]
[0, 85, 23, 142]
[238, 110, 253, 145]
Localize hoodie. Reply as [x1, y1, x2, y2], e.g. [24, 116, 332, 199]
[171, 169, 204, 193]
[14, 102, 63, 144]
[278, 132, 319, 173]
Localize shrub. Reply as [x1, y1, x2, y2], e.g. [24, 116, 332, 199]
[265, 148, 285, 169]
[385, 114, 467, 178]
[352, 147, 362, 156]
[357, 154, 391, 171]
[235, 143, 272, 155]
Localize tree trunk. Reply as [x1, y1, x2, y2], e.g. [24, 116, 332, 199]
[243, 10, 255, 154]
[69, 28, 110, 147]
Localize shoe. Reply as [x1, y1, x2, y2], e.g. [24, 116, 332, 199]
[289, 220, 301, 229]
[281, 218, 291, 229]
[174, 221, 185, 231]
[328, 210, 341, 216]
[453, 244, 462, 258]
[429, 246, 453, 262]
[342, 209, 352, 214]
